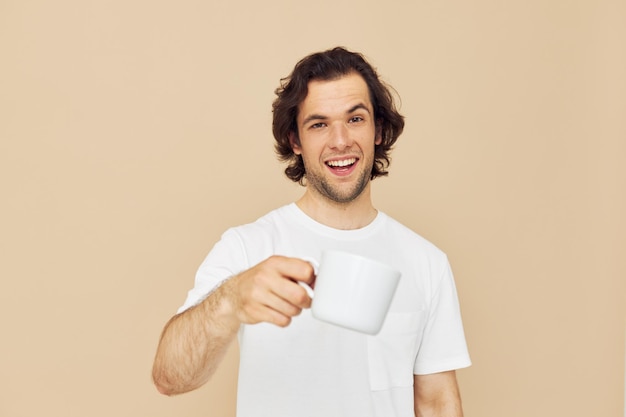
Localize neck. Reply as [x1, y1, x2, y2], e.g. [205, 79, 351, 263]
[295, 186, 378, 230]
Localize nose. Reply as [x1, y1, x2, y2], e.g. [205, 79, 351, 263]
[328, 123, 352, 150]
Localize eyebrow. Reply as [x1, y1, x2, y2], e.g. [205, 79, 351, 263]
[301, 103, 372, 126]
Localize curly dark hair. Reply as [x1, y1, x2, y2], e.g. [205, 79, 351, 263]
[272, 47, 405, 184]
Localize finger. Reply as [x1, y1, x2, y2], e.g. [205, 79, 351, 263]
[249, 276, 310, 314]
[264, 290, 305, 317]
[235, 271, 306, 322]
[241, 302, 294, 328]
[271, 278, 312, 310]
[267, 256, 316, 285]
[234, 257, 314, 325]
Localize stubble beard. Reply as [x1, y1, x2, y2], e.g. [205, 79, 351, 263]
[304, 162, 373, 204]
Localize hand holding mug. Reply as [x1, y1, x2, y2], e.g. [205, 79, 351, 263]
[228, 255, 315, 327]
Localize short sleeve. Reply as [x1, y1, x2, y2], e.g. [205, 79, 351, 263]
[413, 259, 471, 375]
[176, 228, 249, 314]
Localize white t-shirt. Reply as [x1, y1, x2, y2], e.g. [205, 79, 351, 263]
[179, 204, 471, 417]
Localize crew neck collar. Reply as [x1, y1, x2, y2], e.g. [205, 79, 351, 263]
[284, 203, 385, 240]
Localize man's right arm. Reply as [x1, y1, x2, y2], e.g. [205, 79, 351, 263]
[152, 280, 240, 396]
[152, 255, 315, 395]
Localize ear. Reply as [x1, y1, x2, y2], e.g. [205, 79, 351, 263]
[374, 121, 383, 145]
[289, 131, 302, 155]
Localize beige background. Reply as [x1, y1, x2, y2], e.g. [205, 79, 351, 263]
[1, 0, 625, 416]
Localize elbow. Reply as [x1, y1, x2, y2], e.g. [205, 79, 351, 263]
[152, 368, 202, 396]
[152, 365, 183, 396]
[153, 371, 176, 396]
[155, 381, 202, 397]
[153, 375, 187, 397]
[155, 382, 173, 396]
[155, 382, 177, 397]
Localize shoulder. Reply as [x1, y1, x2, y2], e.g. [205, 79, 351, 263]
[380, 213, 447, 259]
[218, 204, 295, 259]
[228, 204, 293, 238]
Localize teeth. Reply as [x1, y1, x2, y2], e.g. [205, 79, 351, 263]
[327, 158, 356, 167]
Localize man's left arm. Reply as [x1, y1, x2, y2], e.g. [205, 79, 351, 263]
[413, 370, 464, 417]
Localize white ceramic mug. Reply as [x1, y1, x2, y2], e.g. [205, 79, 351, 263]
[302, 250, 401, 335]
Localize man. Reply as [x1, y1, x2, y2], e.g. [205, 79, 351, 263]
[153, 47, 471, 417]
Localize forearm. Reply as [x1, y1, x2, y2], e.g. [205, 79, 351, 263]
[152, 282, 240, 395]
[415, 398, 463, 417]
[414, 371, 464, 417]
[152, 256, 315, 395]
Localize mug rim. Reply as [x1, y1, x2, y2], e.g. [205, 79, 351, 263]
[321, 249, 401, 276]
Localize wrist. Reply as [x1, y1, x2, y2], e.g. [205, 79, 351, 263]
[202, 278, 241, 333]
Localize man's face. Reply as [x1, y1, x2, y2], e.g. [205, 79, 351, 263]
[291, 72, 381, 204]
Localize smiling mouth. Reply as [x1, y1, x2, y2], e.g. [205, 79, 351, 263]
[326, 158, 357, 168]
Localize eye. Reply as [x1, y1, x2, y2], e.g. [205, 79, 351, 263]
[310, 122, 326, 129]
[349, 116, 364, 123]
